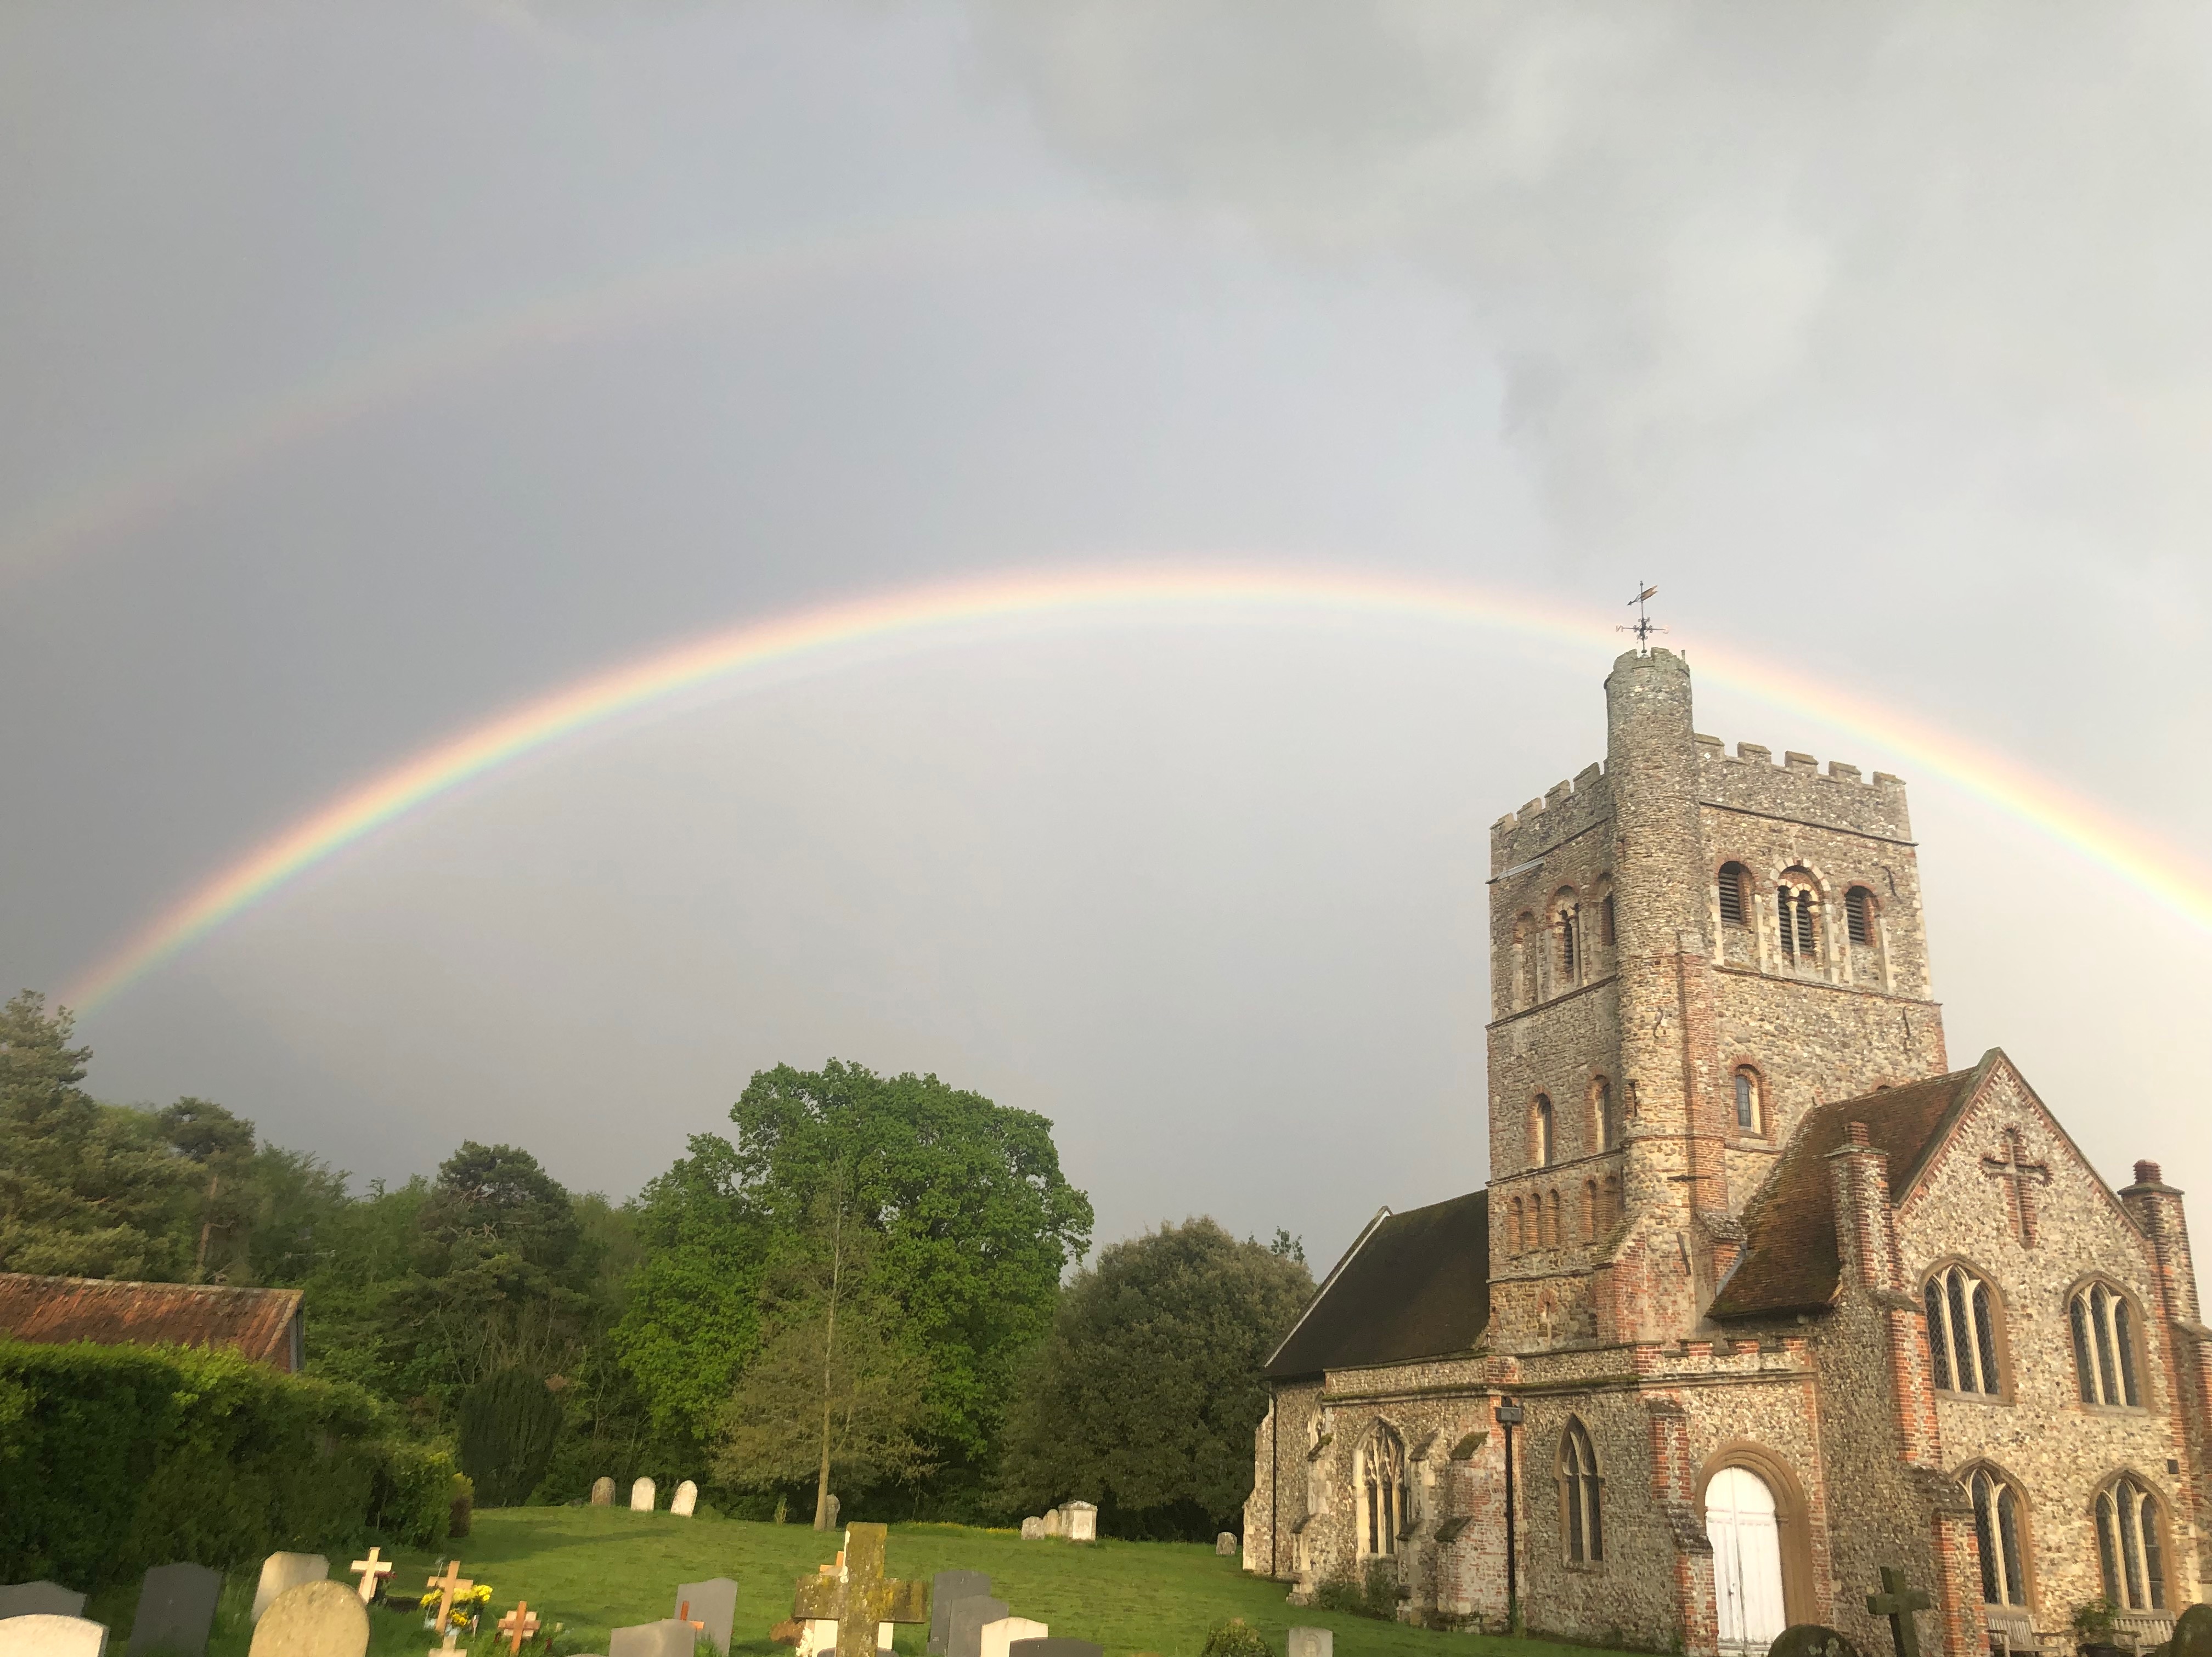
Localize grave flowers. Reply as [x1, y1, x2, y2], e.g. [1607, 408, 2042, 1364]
[421, 1582, 495, 1633]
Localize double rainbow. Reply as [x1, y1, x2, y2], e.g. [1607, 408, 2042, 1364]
[59, 563, 2212, 1011]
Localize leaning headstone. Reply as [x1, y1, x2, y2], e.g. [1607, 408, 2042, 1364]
[1769, 1630, 1861, 1657]
[1, 1616, 108, 1657]
[1215, 1532, 1237, 1558]
[590, 1477, 616, 1507]
[1040, 1511, 1062, 1538]
[671, 1481, 699, 1519]
[248, 1581, 368, 1657]
[673, 1578, 737, 1655]
[1062, 1502, 1097, 1543]
[1018, 1518, 1044, 1542]
[608, 1622, 694, 1657]
[1007, 1642, 1101, 1657]
[945, 1599, 1009, 1657]
[251, 1556, 329, 1624]
[129, 1564, 224, 1657]
[630, 1477, 656, 1513]
[928, 1573, 993, 1656]
[0, 1584, 88, 1620]
[980, 1618, 1048, 1657]
[1288, 1631, 1333, 1657]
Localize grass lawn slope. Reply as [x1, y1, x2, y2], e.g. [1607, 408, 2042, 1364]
[90, 1508, 1634, 1657]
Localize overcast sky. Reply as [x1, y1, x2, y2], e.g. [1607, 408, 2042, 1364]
[4, 1, 2210, 1266]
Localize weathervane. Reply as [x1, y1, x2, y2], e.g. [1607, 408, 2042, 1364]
[1621, 582, 1664, 647]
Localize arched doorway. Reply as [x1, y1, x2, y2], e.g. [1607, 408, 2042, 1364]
[1707, 1466, 1786, 1655]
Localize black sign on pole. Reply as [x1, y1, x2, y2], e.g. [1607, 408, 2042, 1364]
[1495, 1400, 1525, 1632]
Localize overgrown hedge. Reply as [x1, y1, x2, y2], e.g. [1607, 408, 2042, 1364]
[0, 1339, 454, 1587]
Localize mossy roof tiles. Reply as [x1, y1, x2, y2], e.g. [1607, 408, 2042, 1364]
[0, 1271, 303, 1368]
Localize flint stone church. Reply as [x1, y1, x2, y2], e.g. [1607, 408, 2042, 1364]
[1243, 646, 2211, 1657]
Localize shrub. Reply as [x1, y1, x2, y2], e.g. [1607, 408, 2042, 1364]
[1199, 1620, 1273, 1657]
[367, 1440, 458, 1549]
[1310, 1562, 1398, 1620]
[457, 1368, 563, 1507]
[0, 1338, 383, 1587]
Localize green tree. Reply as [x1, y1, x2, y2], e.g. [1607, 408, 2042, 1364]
[712, 1181, 934, 1525]
[996, 1217, 1313, 1539]
[155, 1097, 257, 1281]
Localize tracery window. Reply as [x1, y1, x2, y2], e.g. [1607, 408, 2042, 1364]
[1965, 1466, 2030, 1607]
[2096, 1475, 2166, 1611]
[1358, 1426, 1407, 1557]
[1559, 1418, 1604, 1564]
[1734, 1067, 1764, 1136]
[1777, 870, 1819, 963]
[1532, 1095, 1554, 1168]
[1924, 1263, 2002, 1396]
[1717, 862, 1749, 927]
[1845, 886, 1877, 946]
[2070, 1282, 2143, 1406]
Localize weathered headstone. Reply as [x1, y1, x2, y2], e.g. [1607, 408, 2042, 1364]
[1, 1615, 108, 1657]
[671, 1481, 699, 1519]
[1007, 1641, 1101, 1657]
[674, 1578, 737, 1655]
[1287, 1631, 1333, 1657]
[1062, 1503, 1097, 1544]
[252, 1557, 329, 1624]
[129, 1563, 224, 1657]
[1215, 1533, 1237, 1558]
[1040, 1511, 1062, 1539]
[1018, 1519, 1044, 1542]
[249, 1581, 369, 1657]
[792, 1524, 926, 1657]
[927, 1573, 992, 1656]
[1864, 1568, 1932, 1657]
[630, 1477, 657, 1513]
[979, 1618, 1047, 1657]
[0, 1584, 88, 1620]
[1769, 1628, 1861, 1657]
[823, 1495, 840, 1529]
[590, 1477, 616, 1507]
[944, 1599, 1009, 1657]
[607, 1622, 694, 1657]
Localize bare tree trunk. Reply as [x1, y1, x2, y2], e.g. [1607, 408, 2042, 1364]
[814, 1190, 845, 1530]
[194, 1170, 220, 1281]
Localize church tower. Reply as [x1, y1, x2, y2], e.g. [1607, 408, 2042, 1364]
[1486, 646, 1945, 1348]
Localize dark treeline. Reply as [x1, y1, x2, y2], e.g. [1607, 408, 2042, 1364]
[0, 991, 1313, 1537]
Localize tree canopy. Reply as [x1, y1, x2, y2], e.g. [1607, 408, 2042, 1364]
[996, 1217, 1313, 1538]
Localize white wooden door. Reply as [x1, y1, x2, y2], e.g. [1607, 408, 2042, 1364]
[1708, 1466, 1787, 1656]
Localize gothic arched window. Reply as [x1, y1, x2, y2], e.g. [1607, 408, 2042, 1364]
[1532, 1095, 1554, 1168]
[1925, 1263, 2002, 1396]
[1965, 1465, 2030, 1607]
[1358, 1426, 1407, 1558]
[1717, 862, 1749, 927]
[2071, 1282, 2143, 1407]
[1559, 1418, 1604, 1564]
[2096, 1475, 2166, 1610]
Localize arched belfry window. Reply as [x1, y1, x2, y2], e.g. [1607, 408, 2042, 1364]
[1925, 1263, 2002, 1396]
[1554, 891, 1581, 986]
[2071, 1282, 2143, 1407]
[1358, 1425, 1407, 1558]
[2096, 1475, 2166, 1610]
[1532, 1095, 1554, 1168]
[1965, 1465, 2030, 1607]
[1734, 1067, 1764, 1136]
[1717, 862, 1749, 927]
[1559, 1418, 1604, 1564]
[1845, 886, 1877, 945]
[1777, 870, 1819, 963]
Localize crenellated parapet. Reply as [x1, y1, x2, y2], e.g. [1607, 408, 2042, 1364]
[1695, 734, 1912, 842]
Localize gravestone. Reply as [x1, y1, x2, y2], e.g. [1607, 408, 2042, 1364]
[630, 1478, 657, 1513]
[1062, 1503, 1097, 1543]
[672, 1481, 699, 1519]
[2166, 1607, 2212, 1657]
[252, 1556, 329, 1624]
[1018, 1519, 1043, 1542]
[423, 1563, 475, 1636]
[1865, 1568, 1932, 1657]
[0, 1584, 88, 1620]
[129, 1563, 224, 1657]
[347, 1551, 394, 1606]
[944, 1598, 1008, 1657]
[673, 1577, 738, 1655]
[249, 1581, 369, 1657]
[980, 1618, 1047, 1657]
[590, 1478, 616, 1507]
[928, 1573, 992, 1656]
[1288, 1631, 1333, 1657]
[1, 1615, 108, 1657]
[823, 1495, 839, 1530]
[792, 1524, 926, 1657]
[1007, 1642, 1101, 1657]
[795, 1621, 838, 1657]
[607, 1622, 694, 1657]
[1215, 1534, 1237, 1558]
[1770, 1629, 1861, 1657]
[497, 1604, 541, 1656]
[1040, 1511, 1062, 1539]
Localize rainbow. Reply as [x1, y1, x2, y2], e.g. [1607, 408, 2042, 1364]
[60, 563, 2212, 1011]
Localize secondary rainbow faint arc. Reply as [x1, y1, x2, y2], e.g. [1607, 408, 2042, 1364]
[60, 564, 2212, 1011]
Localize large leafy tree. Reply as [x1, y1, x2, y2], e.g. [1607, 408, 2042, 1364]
[617, 1060, 1092, 1514]
[996, 1217, 1313, 1539]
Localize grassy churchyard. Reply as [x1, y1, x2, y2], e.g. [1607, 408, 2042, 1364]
[78, 1508, 1624, 1657]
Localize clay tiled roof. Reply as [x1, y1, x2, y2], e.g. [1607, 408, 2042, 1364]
[0, 1273, 303, 1370]
[1709, 1053, 2000, 1319]
[1265, 1191, 1489, 1379]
